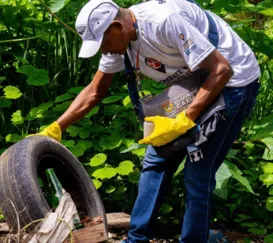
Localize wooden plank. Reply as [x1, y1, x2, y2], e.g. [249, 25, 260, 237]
[106, 212, 130, 229]
[0, 212, 131, 240]
[64, 222, 107, 243]
[0, 223, 9, 233]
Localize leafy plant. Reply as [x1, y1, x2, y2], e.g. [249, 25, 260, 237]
[1, 0, 273, 239]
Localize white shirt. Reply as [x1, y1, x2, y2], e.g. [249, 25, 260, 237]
[99, 0, 260, 87]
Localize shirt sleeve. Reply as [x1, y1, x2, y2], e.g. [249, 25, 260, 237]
[99, 54, 125, 73]
[158, 12, 215, 71]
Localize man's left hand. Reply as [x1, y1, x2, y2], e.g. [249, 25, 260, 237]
[138, 111, 195, 147]
[27, 121, 62, 142]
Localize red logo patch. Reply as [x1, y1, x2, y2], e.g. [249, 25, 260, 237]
[145, 57, 166, 73]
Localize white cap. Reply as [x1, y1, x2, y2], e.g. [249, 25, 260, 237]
[75, 0, 119, 58]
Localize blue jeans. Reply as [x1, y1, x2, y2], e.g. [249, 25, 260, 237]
[127, 79, 260, 243]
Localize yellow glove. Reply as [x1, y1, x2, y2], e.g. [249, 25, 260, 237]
[28, 121, 62, 142]
[138, 111, 195, 147]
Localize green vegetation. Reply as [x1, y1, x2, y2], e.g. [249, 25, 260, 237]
[1, 0, 273, 241]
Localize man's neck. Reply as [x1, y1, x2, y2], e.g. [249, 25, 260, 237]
[126, 9, 137, 41]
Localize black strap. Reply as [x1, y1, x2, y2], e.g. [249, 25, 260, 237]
[124, 52, 145, 124]
[186, 0, 219, 47]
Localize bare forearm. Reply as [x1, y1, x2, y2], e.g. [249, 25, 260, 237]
[57, 84, 99, 131]
[57, 70, 114, 131]
[186, 67, 233, 121]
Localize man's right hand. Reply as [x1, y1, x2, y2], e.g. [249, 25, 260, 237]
[38, 121, 62, 142]
[28, 70, 114, 142]
[29, 121, 62, 142]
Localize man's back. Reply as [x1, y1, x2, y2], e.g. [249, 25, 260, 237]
[99, 0, 260, 87]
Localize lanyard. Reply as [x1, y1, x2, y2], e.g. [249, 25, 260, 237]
[129, 10, 145, 97]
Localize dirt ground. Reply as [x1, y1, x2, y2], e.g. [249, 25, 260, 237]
[0, 233, 266, 243]
[0, 226, 266, 243]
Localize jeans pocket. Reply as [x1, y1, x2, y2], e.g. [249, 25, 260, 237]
[222, 86, 246, 119]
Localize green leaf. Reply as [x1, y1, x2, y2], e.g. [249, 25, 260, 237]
[117, 160, 134, 175]
[50, 0, 70, 13]
[0, 97, 12, 107]
[4, 86, 22, 99]
[84, 124, 105, 133]
[266, 197, 273, 211]
[257, 0, 273, 8]
[92, 179, 102, 189]
[66, 126, 81, 137]
[51, 101, 72, 113]
[80, 119, 92, 126]
[0, 76, 6, 83]
[68, 86, 84, 94]
[131, 148, 146, 158]
[104, 104, 122, 116]
[92, 167, 117, 179]
[54, 93, 74, 103]
[122, 138, 134, 148]
[5, 134, 21, 143]
[265, 234, 273, 243]
[64, 140, 75, 147]
[261, 137, 273, 152]
[120, 143, 147, 153]
[226, 149, 239, 160]
[263, 148, 273, 161]
[225, 161, 255, 194]
[128, 171, 140, 183]
[269, 187, 273, 195]
[122, 95, 133, 109]
[160, 203, 173, 215]
[109, 117, 126, 130]
[251, 114, 273, 140]
[259, 8, 273, 16]
[99, 134, 122, 150]
[102, 95, 122, 104]
[38, 101, 54, 111]
[105, 186, 116, 193]
[27, 102, 54, 120]
[16, 65, 35, 75]
[11, 110, 24, 125]
[214, 163, 232, 199]
[69, 143, 86, 158]
[244, 141, 255, 154]
[27, 107, 46, 120]
[77, 140, 92, 149]
[84, 106, 99, 118]
[235, 26, 273, 58]
[262, 163, 273, 174]
[174, 158, 186, 177]
[248, 227, 267, 235]
[259, 174, 273, 187]
[116, 186, 127, 193]
[79, 128, 91, 139]
[90, 153, 107, 167]
[241, 222, 259, 228]
[17, 65, 49, 86]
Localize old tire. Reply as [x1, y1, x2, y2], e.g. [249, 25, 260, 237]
[0, 136, 107, 232]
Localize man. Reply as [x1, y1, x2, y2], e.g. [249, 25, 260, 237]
[38, 0, 260, 242]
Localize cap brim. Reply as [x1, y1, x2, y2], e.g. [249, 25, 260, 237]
[78, 34, 103, 58]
